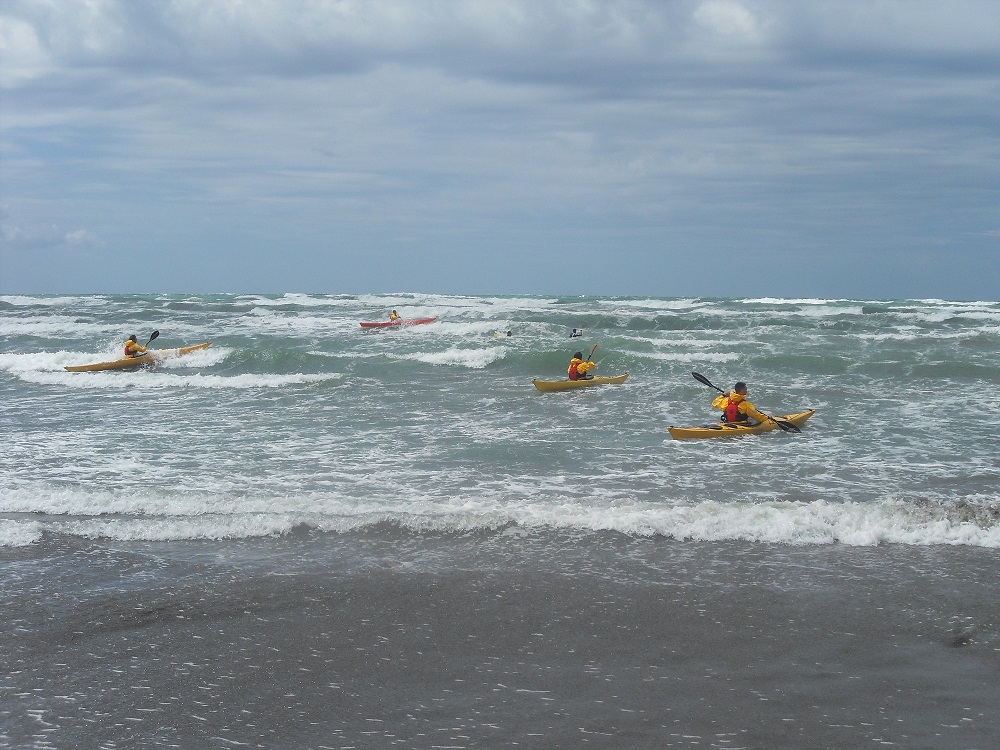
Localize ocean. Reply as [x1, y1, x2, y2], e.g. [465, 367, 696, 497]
[1, 293, 998, 749]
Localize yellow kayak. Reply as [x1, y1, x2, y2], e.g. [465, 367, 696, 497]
[65, 342, 212, 372]
[532, 373, 629, 392]
[668, 409, 815, 439]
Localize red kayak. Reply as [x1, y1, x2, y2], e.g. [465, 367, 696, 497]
[359, 317, 437, 329]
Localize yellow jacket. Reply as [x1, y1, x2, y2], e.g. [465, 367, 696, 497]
[712, 392, 768, 423]
[124, 340, 147, 357]
[568, 357, 596, 379]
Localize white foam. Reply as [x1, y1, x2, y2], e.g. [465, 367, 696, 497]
[18, 370, 341, 390]
[603, 298, 705, 312]
[242, 311, 354, 337]
[641, 351, 739, 363]
[0, 295, 95, 307]
[63, 514, 303, 542]
[749, 297, 853, 306]
[410, 346, 507, 369]
[3, 491, 997, 548]
[1, 346, 224, 374]
[0, 350, 97, 373]
[158, 346, 229, 368]
[589, 498, 999, 546]
[233, 293, 361, 309]
[2, 344, 339, 389]
[0, 520, 45, 547]
[431, 320, 510, 337]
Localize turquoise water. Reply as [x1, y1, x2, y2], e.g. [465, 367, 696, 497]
[2, 293, 999, 547]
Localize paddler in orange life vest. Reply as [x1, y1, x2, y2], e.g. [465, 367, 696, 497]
[712, 382, 768, 424]
[567, 351, 596, 381]
[124, 335, 147, 358]
[388, 310, 400, 321]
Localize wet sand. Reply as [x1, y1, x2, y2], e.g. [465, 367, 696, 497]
[1, 533, 998, 749]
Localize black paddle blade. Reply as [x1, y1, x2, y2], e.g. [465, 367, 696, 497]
[772, 418, 801, 433]
[692, 372, 723, 393]
[145, 330, 160, 346]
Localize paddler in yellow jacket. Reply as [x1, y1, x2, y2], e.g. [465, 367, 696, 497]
[123, 334, 147, 358]
[568, 351, 596, 381]
[712, 382, 768, 424]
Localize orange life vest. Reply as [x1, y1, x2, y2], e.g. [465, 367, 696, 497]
[725, 396, 745, 422]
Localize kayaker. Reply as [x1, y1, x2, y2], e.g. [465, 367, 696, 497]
[570, 328, 583, 338]
[388, 310, 400, 321]
[124, 335, 147, 358]
[568, 351, 596, 381]
[712, 382, 769, 424]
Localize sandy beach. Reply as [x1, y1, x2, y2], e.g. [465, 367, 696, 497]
[3, 532, 997, 749]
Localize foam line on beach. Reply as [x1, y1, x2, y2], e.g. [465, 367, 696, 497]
[2, 496, 998, 548]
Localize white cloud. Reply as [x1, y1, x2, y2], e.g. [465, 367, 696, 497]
[692, 0, 760, 40]
[64, 229, 101, 248]
[0, 15, 50, 86]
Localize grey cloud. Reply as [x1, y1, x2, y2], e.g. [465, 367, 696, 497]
[8, 2, 994, 82]
[1, 1, 998, 297]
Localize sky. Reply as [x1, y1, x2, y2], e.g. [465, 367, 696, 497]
[1, 1, 998, 299]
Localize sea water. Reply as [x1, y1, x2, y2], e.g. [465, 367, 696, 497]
[1, 293, 998, 749]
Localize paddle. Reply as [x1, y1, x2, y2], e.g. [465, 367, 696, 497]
[690, 372, 800, 433]
[583, 344, 600, 378]
[144, 330, 160, 347]
[692, 371, 725, 394]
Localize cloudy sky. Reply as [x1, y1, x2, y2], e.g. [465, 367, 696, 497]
[1, 1, 998, 299]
